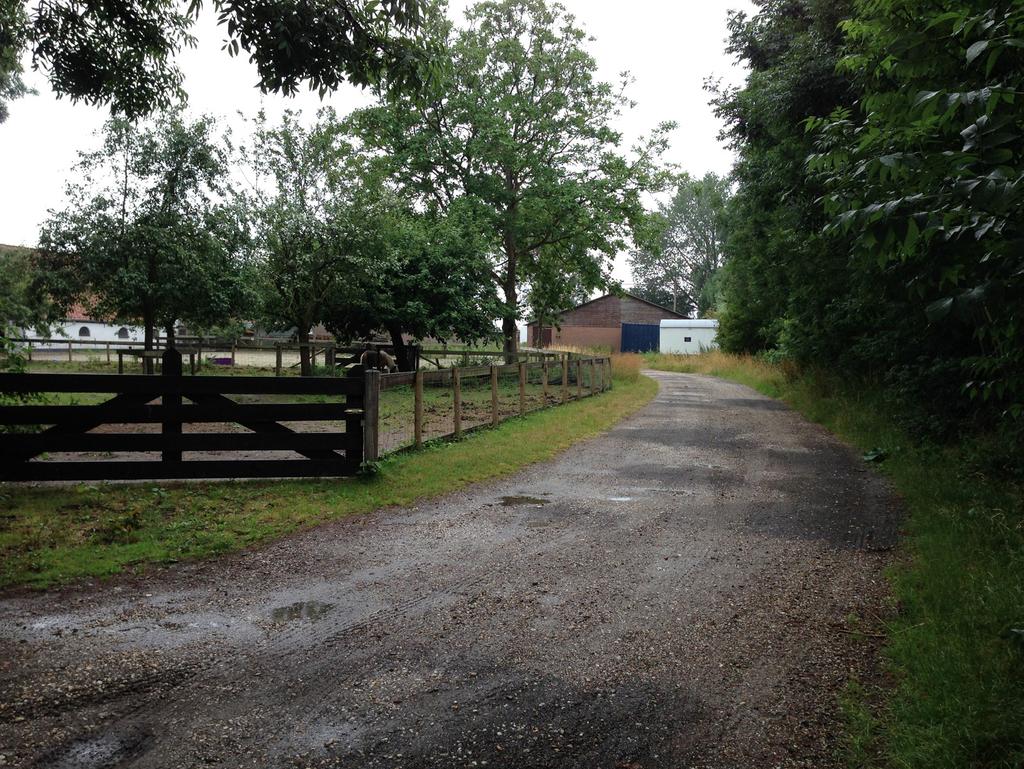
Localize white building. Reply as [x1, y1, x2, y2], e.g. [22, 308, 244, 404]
[25, 303, 145, 349]
[659, 319, 719, 354]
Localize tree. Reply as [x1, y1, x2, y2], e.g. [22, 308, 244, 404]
[524, 254, 592, 347]
[629, 172, 731, 317]
[352, 0, 672, 361]
[0, 1, 31, 124]
[808, 0, 1024, 434]
[38, 112, 249, 370]
[240, 109, 377, 376]
[0, 245, 51, 332]
[324, 199, 503, 369]
[709, 0, 858, 356]
[3, 0, 441, 120]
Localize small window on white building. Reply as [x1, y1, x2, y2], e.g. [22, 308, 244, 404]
[78, 326, 91, 337]
[117, 327, 130, 339]
[684, 336, 692, 342]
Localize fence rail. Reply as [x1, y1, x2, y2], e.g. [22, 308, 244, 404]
[0, 349, 370, 482]
[0, 350, 611, 482]
[10, 336, 566, 373]
[377, 355, 612, 454]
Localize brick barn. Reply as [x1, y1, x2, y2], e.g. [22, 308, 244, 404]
[527, 293, 686, 352]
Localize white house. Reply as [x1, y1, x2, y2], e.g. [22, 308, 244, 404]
[24, 303, 145, 349]
[659, 319, 719, 354]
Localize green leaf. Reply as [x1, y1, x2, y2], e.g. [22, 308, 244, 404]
[966, 39, 990, 64]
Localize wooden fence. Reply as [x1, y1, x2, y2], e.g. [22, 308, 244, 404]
[0, 349, 373, 482]
[0, 350, 611, 482]
[377, 355, 612, 453]
[11, 336, 563, 374]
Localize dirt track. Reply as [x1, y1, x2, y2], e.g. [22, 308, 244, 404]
[0, 371, 900, 768]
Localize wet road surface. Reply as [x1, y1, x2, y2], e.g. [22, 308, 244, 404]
[0, 371, 900, 768]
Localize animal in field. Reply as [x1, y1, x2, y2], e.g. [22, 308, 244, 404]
[359, 349, 398, 373]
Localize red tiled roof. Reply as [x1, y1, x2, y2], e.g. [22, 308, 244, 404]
[65, 302, 94, 322]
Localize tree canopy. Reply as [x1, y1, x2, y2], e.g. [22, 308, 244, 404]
[629, 172, 731, 317]
[238, 109, 376, 376]
[352, 0, 672, 359]
[714, 0, 1024, 455]
[2, 0, 441, 121]
[37, 113, 249, 361]
[238, 109, 499, 374]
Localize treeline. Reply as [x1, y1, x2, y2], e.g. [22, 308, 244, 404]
[713, 0, 1024, 458]
[6, 0, 671, 375]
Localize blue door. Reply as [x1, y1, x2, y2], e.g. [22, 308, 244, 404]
[620, 323, 660, 353]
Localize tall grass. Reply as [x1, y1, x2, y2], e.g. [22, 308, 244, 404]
[642, 350, 790, 396]
[645, 352, 1024, 769]
[610, 352, 642, 383]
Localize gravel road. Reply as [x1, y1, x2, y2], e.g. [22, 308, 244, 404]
[0, 371, 900, 769]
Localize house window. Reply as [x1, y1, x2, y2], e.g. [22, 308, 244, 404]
[117, 327, 130, 339]
[78, 326, 91, 337]
[684, 336, 692, 342]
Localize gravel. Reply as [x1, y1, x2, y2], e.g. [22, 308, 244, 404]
[0, 370, 899, 768]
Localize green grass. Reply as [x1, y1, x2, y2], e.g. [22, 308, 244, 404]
[644, 351, 1024, 769]
[0, 373, 657, 590]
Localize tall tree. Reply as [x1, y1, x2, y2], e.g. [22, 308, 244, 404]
[324, 199, 502, 369]
[240, 109, 380, 376]
[808, 0, 1024, 433]
[709, 0, 857, 356]
[353, 0, 672, 361]
[629, 172, 731, 317]
[3, 0, 441, 120]
[0, 1, 31, 123]
[38, 112, 249, 369]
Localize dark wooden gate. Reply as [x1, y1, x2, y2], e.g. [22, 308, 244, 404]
[0, 349, 377, 482]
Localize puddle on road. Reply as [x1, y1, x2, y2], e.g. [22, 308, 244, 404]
[44, 725, 151, 769]
[499, 495, 551, 507]
[271, 600, 334, 623]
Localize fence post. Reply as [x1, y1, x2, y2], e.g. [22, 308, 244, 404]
[275, 344, 283, 377]
[518, 362, 526, 416]
[67, 340, 73, 362]
[542, 362, 549, 404]
[490, 365, 499, 426]
[606, 358, 612, 390]
[230, 343, 236, 367]
[326, 345, 336, 373]
[590, 358, 597, 396]
[576, 359, 583, 400]
[26, 340, 32, 362]
[161, 348, 183, 463]
[363, 369, 380, 463]
[453, 367, 462, 438]
[561, 356, 568, 404]
[414, 370, 424, 448]
[106, 342, 111, 364]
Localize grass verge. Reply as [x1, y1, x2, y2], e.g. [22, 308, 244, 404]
[0, 372, 657, 591]
[644, 351, 1024, 769]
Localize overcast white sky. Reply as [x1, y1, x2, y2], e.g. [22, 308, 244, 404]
[0, 0, 754, 285]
